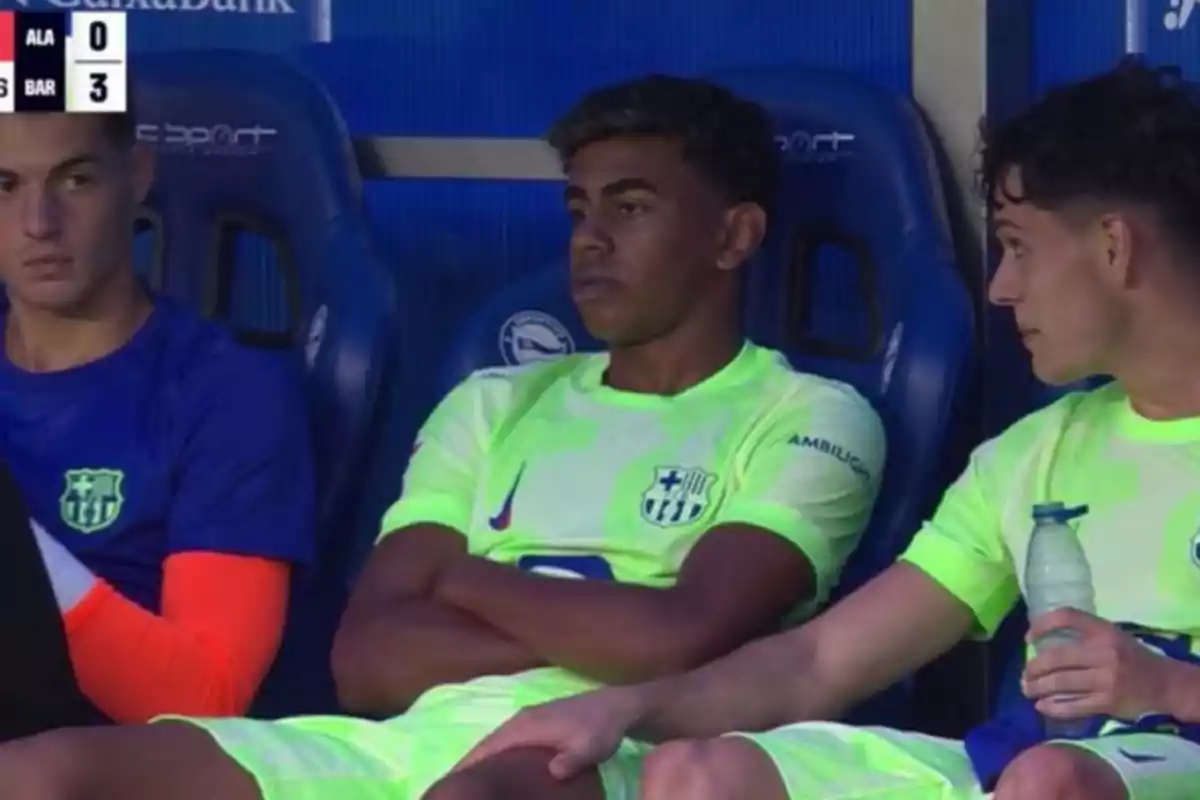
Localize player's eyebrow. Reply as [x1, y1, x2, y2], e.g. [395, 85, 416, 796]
[0, 154, 98, 183]
[50, 154, 101, 174]
[564, 178, 660, 202]
[600, 178, 659, 197]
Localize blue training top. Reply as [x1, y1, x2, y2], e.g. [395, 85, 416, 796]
[0, 295, 316, 611]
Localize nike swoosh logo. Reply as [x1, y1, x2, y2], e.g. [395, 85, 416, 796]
[1119, 748, 1167, 764]
[488, 464, 525, 531]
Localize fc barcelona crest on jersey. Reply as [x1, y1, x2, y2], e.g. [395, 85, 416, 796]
[642, 466, 716, 528]
[60, 469, 125, 534]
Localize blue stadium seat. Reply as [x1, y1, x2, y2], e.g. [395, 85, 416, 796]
[719, 67, 978, 596]
[132, 50, 397, 716]
[439, 67, 977, 723]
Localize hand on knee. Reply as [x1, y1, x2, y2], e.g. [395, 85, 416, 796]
[994, 745, 1127, 800]
[640, 738, 783, 800]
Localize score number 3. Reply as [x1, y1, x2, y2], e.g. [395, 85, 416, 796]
[82, 19, 113, 105]
[89, 74, 108, 103]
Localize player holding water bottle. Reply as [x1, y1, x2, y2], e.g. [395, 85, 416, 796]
[441, 59, 1200, 800]
[1023, 502, 1097, 740]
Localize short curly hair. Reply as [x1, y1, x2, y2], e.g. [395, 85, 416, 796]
[548, 74, 781, 215]
[981, 58, 1200, 256]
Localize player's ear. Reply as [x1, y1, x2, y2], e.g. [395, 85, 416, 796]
[130, 141, 154, 205]
[716, 201, 767, 272]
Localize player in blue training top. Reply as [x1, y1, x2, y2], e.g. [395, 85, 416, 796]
[0, 107, 315, 733]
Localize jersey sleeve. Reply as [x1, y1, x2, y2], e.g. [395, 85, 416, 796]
[711, 383, 886, 602]
[168, 349, 315, 565]
[378, 372, 499, 539]
[900, 440, 1020, 638]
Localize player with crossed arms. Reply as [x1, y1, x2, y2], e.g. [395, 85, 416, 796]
[446, 60, 1200, 800]
[0, 74, 884, 800]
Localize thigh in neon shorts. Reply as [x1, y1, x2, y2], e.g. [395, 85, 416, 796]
[156, 668, 649, 800]
[729, 721, 985, 799]
[729, 721, 1200, 799]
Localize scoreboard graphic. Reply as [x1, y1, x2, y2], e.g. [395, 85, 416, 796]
[0, 11, 127, 114]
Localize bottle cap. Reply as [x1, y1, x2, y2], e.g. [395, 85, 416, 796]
[1032, 502, 1089, 523]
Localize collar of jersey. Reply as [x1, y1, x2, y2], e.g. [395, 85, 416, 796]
[1115, 392, 1200, 443]
[0, 299, 164, 389]
[575, 339, 761, 408]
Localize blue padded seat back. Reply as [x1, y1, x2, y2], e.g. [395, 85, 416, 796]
[720, 66, 976, 595]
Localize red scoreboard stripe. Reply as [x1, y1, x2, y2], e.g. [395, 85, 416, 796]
[0, 12, 13, 63]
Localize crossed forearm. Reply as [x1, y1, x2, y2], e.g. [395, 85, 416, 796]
[338, 553, 734, 714]
[332, 600, 545, 714]
[436, 556, 701, 684]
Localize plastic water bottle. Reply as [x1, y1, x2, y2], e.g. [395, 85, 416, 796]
[1023, 502, 1094, 739]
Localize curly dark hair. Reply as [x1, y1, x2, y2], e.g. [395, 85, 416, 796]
[981, 58, 1200, 255]
[548, 74, 780, 215]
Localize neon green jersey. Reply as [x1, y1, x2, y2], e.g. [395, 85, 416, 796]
[903, 381, 1200, 645]
[382, 342, 885, 613]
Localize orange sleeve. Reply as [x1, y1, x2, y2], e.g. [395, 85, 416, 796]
[63, 552, 290, 723]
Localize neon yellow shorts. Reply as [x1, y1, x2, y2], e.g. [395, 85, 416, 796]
[730, 721, 1200, 799]
[155, 668, 649, 800]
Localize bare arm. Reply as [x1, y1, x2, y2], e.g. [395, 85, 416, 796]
[332, 525, 545, 714]
[436, 524, 815, 685]
[623, 562, 977, 740]
[616, 411, 1025, 740]
[1166, 660, 1200, 723]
